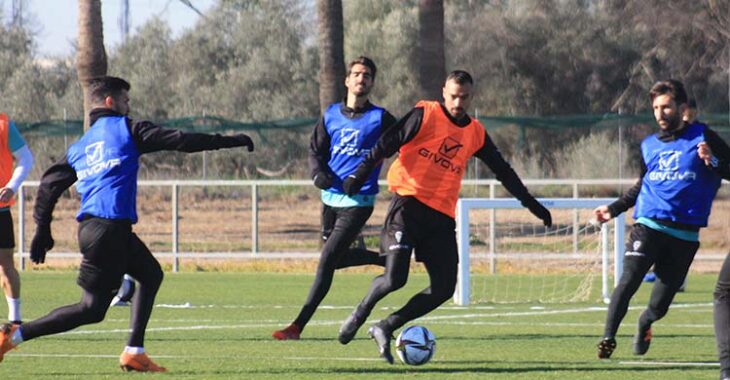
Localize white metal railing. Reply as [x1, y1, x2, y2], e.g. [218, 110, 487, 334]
[13, 178, 729, 272]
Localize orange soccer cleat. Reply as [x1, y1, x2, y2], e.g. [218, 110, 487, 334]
[0, 323, 19, 363]
[272, 323, 301, 340]
[119, 351, 167, 372]
[633, 325, 653, 356]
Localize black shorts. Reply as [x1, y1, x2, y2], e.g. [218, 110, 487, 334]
[625, 223, 699, 285]
[320, 204, 373, 242]
[380, 195, 457, 263]
[0, 210, 15, 249]
[77, 217, 153, 294]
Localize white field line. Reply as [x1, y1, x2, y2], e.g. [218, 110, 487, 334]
[60, 302, 712, 336]
[417, 302, 712, 321]
[153, 304, 503, 310]
[11, 353, 382, 362]
[151, 303, 711, 311]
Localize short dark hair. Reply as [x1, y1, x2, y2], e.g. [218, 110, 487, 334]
[347, 56, 377, 79]
[649, 80, 687, 105]
[445, 70, 473, 86]
[89, 76, 131, 104]
[688, 98, 697, 108]
[444, 70, 474, 86]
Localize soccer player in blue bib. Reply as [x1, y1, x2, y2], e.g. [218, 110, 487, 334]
[593, 80, 730, 359]
[272, 57, 395, 341]
[0, 76, 255, 371]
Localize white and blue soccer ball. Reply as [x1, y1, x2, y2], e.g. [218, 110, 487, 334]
[395, 325, 436, 365]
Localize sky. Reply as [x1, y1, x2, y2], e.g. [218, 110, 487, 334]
[2, 0, 216, 57]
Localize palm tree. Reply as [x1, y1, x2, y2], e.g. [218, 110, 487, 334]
[77, 0, 107, 130]
[418, 0, 445, 101]
[317, 0, 345, 113]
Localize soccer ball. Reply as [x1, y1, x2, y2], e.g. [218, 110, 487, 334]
[395, 325, 436, 365]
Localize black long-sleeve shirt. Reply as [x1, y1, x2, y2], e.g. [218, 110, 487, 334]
[356, 104, 538, 205]
[607, 122, 730, 231]
[34, 108, 250, 225]
[308, 101, 397, 179]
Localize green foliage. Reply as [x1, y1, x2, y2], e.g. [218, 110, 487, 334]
[110, 18, 175, 120]
[2, 0, 728, 123]
[167, 0, 320, 121]
[344, 0, 420, 115]
[0, 25, 32, 85]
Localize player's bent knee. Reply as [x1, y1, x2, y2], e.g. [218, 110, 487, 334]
[715, 287, 730, 302]
[0, 248, 14, 267]
[152, 267, 164, 285]
[80, 304, 108, 324]
[140, 264, 164, 288]
[646, 305, 668, 320]
[382, 276, 407, 292]
[434, 285, 456, 302]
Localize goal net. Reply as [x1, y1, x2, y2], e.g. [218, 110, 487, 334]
[454, 198, 626, 305]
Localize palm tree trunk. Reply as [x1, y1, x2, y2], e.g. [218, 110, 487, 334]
[77, 0, 108, 130]
[317, 0, 345, 113]
[418, 0, 445, 101]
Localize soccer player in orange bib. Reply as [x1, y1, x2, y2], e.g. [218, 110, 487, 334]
[0, 113, 34, 326]
[337, 70, 552, 363]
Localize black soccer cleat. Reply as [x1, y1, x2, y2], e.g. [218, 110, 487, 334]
[368, 323, 394, 364]
[633, 325, 652, 356]
[597, 337, 617, 359]
[338, 312, 365, 345]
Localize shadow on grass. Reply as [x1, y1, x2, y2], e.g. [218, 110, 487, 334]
[440, 332, 717, 341]
[114, 362, 715, 377]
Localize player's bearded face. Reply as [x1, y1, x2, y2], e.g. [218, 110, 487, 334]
[652, 94, 684, 131]
[110, 91, 131, 116]
[345, 64, 374, 97]
[443, 81, 472, 120]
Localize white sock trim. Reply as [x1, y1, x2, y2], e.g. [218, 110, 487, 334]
[6, 297, 20, 322]
[124, 346, 145, 354]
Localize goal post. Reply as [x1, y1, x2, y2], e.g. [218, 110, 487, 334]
[454, 198, 626, 306]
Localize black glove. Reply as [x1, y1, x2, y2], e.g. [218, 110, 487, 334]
[234, 134, 254, 152]
[30, 224, 54, 264]
[524, 199, 552, 227]
[313, 171, 334, 190]
[342, 174, 366, 196]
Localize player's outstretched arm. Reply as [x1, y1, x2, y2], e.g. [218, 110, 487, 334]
[130, 120, 254, 154]
[474, 132, 551, 227]
[31, 159, 77, 264]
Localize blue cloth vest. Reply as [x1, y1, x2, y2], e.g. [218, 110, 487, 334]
[634, 123, 721, 227]
[67, 116, 141, 223]
[323, 103, 384, 196]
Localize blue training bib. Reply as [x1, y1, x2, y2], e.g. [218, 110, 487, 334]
[634, 123, 722, 227]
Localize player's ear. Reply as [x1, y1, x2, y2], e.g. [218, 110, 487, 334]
[678, 102, 688, 116]
[104, 96, 115, 108]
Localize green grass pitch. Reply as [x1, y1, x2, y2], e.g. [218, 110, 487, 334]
[1, 271, 721, 379]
